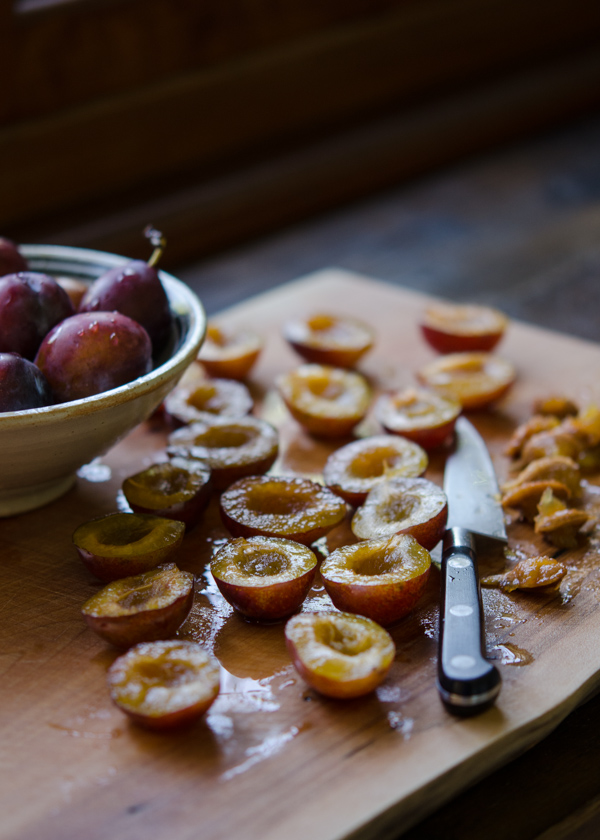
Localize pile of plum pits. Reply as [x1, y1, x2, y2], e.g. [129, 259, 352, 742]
[0, 229, 174, 412]
[66, 295, 589, 730]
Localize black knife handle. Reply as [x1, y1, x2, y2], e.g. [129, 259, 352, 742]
[437, 527, 501, 716]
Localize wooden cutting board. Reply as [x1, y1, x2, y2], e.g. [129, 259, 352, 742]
[3, 269, 600, 840]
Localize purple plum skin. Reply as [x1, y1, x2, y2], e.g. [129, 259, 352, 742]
[0, 238, 28, 276]
[35, 311, 153, 403]
[0, 352, 54, 412]
[79, 260, 173, 354]
[0, 272, 75, 360]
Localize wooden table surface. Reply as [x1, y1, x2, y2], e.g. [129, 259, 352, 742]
[170, 115, 600, 839]
[4, 270, 600, 840]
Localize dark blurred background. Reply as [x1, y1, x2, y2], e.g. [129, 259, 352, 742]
[2, 0, 600, 330]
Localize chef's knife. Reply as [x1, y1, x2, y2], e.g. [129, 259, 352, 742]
[437, 416, 506, 716]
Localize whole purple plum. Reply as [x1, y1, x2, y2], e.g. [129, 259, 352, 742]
[0, 238, 28, 276]
[79, 260, 173, 354]
[0, 272, 74, 359]
[35, 311, 153, 403]
[0, 353, 53, 412]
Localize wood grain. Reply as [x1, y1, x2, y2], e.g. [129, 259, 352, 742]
[3, 270, 600, 840]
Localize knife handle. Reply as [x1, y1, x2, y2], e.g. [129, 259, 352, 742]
[437, 527, 501, 716]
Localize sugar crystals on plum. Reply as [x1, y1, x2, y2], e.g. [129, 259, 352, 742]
[82, 562, 195, 648]
[107, 640, 220, 729]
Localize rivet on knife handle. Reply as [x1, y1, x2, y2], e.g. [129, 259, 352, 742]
[437, 527, 501, 716]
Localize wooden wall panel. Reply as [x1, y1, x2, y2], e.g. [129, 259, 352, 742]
[3, 0, 411, 121]
[2, 0, 600, 257]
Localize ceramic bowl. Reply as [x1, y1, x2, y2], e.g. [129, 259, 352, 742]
[0, 244, 206, 516]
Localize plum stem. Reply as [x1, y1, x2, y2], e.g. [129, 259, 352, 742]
[144, 225, 166, 267]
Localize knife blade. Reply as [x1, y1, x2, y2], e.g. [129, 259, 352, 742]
[437, 416, 506, 716]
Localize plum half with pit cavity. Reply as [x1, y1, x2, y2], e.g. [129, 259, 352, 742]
[283, 313, 374, 368]
[210, 536, 317, 622]
[323, 434, 428, 507]
[73, 512, 185, 582]
[351, 476, 447, 550]
[320, 533, 432, 626]
[285, 611, 395, 698]
[375, 387, 461, 451]
[122, 461, 212, 530]
[220, 475, 347, 545]
[82, 562, 195, 648]
[164, 376, 253, 427]
[277, 363, 372, 438]
[107, 640, 220, 729]
[420, 303, 508, 354]
[167, 414, 279, 490]
[197, 322, 263, 380]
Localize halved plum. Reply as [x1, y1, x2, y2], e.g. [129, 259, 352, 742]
[197, 322, 263, 380]
[416, 352, 516, 410]
[220, 475, 347, 545]
[82, 562, 194, 648]
[351, 476, 447, 549]
[277, 363, 371, 438]
[320, 533, 431, 626]
[210, 536, 317, 622]
[420, 302, 508, 354]
[323, 434, 428, 507]
[375, 387, 461, 450]
[283, 313, 374, 368]
[164, 376, 253, 427]
[107, 639, 220, 729]
[122, 461, 212, 529]
[284, 611, 395, 698]
[73, 512, 185, 582]
[167, 414, 279, 490]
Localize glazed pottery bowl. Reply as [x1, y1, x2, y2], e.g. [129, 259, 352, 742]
[0, 244, 206, 516]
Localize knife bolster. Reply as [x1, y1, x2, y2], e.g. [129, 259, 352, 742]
[443, 527, 476, 556]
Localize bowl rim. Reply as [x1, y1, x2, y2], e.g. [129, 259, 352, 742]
[0, 244, 206, 426]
